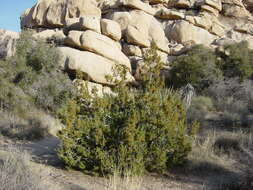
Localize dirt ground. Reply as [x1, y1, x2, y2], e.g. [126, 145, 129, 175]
[1, 127, 252, 190]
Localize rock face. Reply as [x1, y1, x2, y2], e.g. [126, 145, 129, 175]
[0, 30, 19, 59]
[65, 30, 131, 68]
[167, 20, 217, 45]
[4, 0, 252, 86]
[58, 47, 133, 85]
[21, 0, 101, 28]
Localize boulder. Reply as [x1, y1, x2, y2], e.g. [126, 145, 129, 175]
[21, 0, 101, 28]
[201, 5, 219, 16]
[196, 0, 222, 11]
[154, 5, 185, 20]
[149, 19, 170, 53]
[0, 30, 19, 59]
[123, 0, 156, 15]
[194, 15, 213, 30]
[221, 0, 252, 18]
[106, 11, 132, 31]
[124, 11, 151, 47]
[98, 0, 123, 12]
[65, 31, 82, 48]
[171, 0, 191, 8]
[58, 47, 134, 85]
[65, 16, 101, 34]
[101, 19, 122, 41]
[65, 30, 131, 69]
[32, 29, 66, 43]
[79, 15, 101, 33]
[125, 10, 169, 52]
[149, 0, 169, 4]
[210, 22, 226, 36]
[125, 25, 151, 47]
[204, 0, 222, 11]
[79, 16, 101, 33]
[74, 79, 113, 97]
[166, 20, 217, 45]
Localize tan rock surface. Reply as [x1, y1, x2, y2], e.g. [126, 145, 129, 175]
[123, 0, 156, 15]
[65, 30, 131, 69]
[167, 20, 217, 45]
[58, 47, 133, 85]
[21, 0, 101, 28]
[101, 19, 122, 41]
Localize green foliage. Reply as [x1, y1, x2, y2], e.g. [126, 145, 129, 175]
[216, 41, 253, 80]
[57, 44, 198, 176]
[0, 31, 74, 114]
[168, 45, 223, 92]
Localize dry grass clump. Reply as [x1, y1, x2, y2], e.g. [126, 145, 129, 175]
[0, 111, 48, 140]
[187, 127, 253, 189]
[205, 78, 253, 127]
[0, 147, 50, 190]
[105, 170, 143, 190]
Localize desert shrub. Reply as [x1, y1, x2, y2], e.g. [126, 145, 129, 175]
[0, 78, 32, 114]
[187, 96, 214, 123]
[57, 44, 198, 176]
[168, 45, 223, 92]
[0, 31, 74, 114]
[205, 78, 253, 126]
[0, 148, 49, 190]
[216, 41, 253, 80]
[0, 31, 74, 140]
[0, 111, 48, 140]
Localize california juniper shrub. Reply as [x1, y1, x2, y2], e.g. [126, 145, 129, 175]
[216, 41, 253, 81]
[167, 45, 223, 93]
[57, 43, 199, 176]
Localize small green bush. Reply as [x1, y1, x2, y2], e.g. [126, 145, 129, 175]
[216, 41, 253, 80]
[57, 44, 198, 176]
[168, 45, 223, 92]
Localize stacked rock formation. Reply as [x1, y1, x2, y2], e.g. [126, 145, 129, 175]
[3, 0, 253, 90]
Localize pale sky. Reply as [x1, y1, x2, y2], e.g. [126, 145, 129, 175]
[0, 0, 37, 32]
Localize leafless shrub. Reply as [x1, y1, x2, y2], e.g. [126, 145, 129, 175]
[205, 78, 253, 126]
[0, 111, 48, 140]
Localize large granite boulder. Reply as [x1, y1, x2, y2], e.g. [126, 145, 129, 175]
[65, 30, 131, 69]
[166, 20, 217, 45]
[58, 47, 133, 85]
[21, 0, 101, 29]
